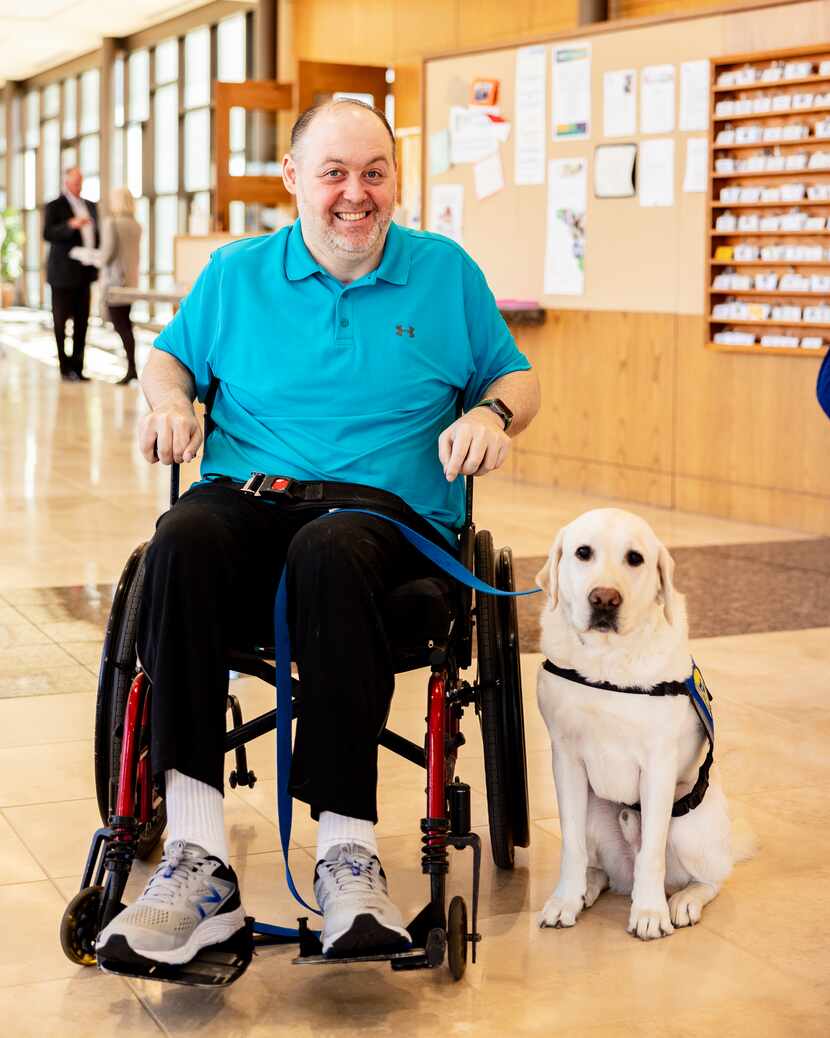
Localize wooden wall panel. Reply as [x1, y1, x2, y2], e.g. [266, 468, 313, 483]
[508, 311, 830, 533]
[514, 311, 675, 473]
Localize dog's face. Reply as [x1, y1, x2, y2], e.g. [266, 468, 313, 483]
[535, 508, 677, 637]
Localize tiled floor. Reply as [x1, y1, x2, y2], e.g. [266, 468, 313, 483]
[1, 313, 829, 1036]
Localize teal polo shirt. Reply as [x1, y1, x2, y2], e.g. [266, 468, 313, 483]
[154, 220, 530, 544]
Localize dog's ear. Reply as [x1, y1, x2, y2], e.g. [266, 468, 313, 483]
[657, 542, 677, 626]
[536, 529, 565, 608]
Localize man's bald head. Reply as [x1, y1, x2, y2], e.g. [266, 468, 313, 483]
[290, 100, 396, 166]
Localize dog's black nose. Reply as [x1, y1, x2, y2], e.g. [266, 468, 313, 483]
[589, 586, 622, 609]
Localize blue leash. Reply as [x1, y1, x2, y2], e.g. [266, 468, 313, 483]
[253, 508, 541, 941]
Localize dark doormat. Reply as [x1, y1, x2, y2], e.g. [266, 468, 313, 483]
[511, 539, 830, 650]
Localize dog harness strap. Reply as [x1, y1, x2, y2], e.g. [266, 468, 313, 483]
[541, 660, 688, 697]
[543, 657, 716, 816]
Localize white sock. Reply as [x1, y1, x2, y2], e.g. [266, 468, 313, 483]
[316, 811, 378, 862]
[164, 769, 230, 866]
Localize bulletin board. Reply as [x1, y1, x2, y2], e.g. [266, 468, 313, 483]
[423, 0, 830, 315]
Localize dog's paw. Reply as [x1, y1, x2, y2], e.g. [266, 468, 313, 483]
[627, 901, 674, 940]
[669, 888, 704, 927]
[539, 892, 584, 929]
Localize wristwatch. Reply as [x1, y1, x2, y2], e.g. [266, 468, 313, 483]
[474, 397, 513, 432]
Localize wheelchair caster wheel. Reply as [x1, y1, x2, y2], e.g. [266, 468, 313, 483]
[447, 895, 468, 981]
[425, 927, 446, 969]
[60, 885, 103, 966]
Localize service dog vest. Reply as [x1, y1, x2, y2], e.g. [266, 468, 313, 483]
[541, 659, 714, 817]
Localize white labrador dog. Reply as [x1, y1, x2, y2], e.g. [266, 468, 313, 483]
[535, 508, 734, 940]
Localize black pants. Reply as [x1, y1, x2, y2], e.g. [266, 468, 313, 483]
[51, 284, 91, 376]
[108, 304, 135, 374]
[137, 481, 447, 823]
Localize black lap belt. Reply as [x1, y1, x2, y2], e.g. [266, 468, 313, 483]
[236, 472, 447, 548]
[542, 658, 715, 818]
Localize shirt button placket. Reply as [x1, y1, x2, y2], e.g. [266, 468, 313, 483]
[335, 292, 354, 345]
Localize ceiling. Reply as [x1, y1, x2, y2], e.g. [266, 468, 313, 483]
[0, 1, 249, 87]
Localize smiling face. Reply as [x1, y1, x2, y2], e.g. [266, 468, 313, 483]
[282, 104, 396, 277]
[536, 508, 677, 638]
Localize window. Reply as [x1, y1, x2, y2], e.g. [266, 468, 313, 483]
[128, 50, 150, 123]
[154, 84, 179, 193]
[0, 102, 5, 209]
[79, 134, 99, 176]
[113, 56, 125, 128]
[43, 83, 60, 119]
[42, 120, 61, 201]
[23, 149, 36, 210]
[63, 78, 77, 138]
[217, 15, 246, 82]
[25, 91, 39, 148]
[155, 39, 179, 85]
[111, 128, 125, 189]
[80, 69, 99, 133]
[229, 105, 246, 176]
[126, 124, 143, 198]
[184, 109, 210, 191]
[154, 195, 179, 275]
[185, 28, 211, 109]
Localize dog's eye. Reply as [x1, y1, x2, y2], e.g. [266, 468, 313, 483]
[575, 545, 593, 561]
[626, 550, 644, 567]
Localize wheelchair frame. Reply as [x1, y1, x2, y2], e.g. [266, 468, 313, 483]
[60, 470, 530, 985]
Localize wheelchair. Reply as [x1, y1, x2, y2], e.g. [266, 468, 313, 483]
[59, 468, 530, 984]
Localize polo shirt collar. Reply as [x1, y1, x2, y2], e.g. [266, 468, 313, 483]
[284, 218, 411, 285]
[285, 220, 325, 281]
[373, 222, 411, 285]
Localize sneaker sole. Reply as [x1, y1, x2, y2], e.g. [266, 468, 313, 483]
[325, 913, 411, 958]
[98, 906, 247, 966]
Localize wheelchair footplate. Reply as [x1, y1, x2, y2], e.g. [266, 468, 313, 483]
[96, 917, 255, 988]
[291, 908, 452, 972]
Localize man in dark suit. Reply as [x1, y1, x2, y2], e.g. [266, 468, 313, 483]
[43, 166, 99, 381]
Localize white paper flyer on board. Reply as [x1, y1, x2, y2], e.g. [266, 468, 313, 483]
[515, 44, 547, 185]
[429, 184, 464, 244]
[641, 64, 676, 134]
[552, 41, 591, 140]
[544, 157, 587, 295]
[603, 69, 637, 138]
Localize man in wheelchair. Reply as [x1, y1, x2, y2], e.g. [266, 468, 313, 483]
[96, 99, 539, 969]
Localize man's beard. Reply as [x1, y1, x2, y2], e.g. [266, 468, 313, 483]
[307, 205, 392, 257]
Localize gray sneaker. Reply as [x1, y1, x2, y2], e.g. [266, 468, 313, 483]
[96, 840, 246, 965]
[313, 842, 411, 957]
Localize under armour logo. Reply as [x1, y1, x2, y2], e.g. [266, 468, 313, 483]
[395, 324, 415, 338]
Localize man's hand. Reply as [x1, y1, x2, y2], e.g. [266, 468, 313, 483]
[68, 216, 90, 229]
[139, 404, 203, 465]
[438, 408, 510, 482]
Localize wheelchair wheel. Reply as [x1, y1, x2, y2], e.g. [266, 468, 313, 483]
[446, 895, 468, 981]
[474, 530, 514, 870]
[496, 547, 531, 849]
[60, 885, 103, 966]
[94, 545, 166, 859]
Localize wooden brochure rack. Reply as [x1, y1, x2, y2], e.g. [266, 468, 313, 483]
[708, 42, 830, 357]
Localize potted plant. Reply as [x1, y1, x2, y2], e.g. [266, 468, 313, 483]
[0, 208, 24, 309]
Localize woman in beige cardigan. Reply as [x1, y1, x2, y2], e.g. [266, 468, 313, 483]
[100, 187, 142, 384]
